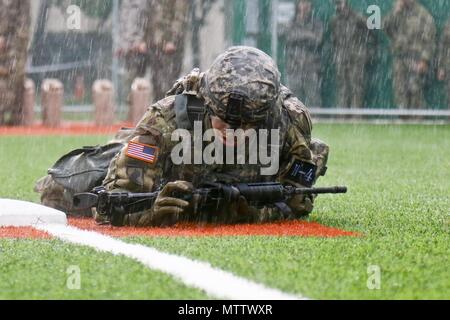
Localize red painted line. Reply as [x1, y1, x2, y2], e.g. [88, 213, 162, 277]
[0, 227, 51, 239]
[0, 218, 359, 239]
[69, 217, 359, 238]
[0, 122, 133, 136]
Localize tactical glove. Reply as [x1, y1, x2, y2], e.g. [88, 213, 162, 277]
[134, 181, 194, 227]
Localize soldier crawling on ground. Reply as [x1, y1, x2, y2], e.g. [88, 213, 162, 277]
[36, 46, 334, 227]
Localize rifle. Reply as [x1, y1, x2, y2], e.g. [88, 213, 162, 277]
[73, 182, 347, 226]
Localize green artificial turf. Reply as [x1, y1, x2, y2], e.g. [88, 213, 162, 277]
[0, 124, 449, 299]
[0, 240, 207, 299]
[0, 135, 110, 201]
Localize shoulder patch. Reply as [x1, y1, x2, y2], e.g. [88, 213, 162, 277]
[126, 141, 159, 164]
[286, 160, 317, 187]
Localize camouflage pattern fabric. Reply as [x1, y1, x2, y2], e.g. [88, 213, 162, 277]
[101, 47, 329, 227]
[384, 0, 436, 109]
[200, 46, 281, 126]
[0, 0, 30, 124]
[330, 4, 375, 109]
[143, 0, 190, 101]
[35, 175, 75, 215]
[281, 11, 324, 107]
[118, 0, 190, 101]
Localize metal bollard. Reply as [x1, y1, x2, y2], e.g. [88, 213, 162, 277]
[22, 78, 35, 126]
[41, 79, 63, 128]
[93, 80, 115, 126]
[129, 78, 151, 125]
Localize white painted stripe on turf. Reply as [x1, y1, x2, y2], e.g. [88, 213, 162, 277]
[35, 223, 306, 300]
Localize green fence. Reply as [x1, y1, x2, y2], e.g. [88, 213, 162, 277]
[232, 0, 450, 109]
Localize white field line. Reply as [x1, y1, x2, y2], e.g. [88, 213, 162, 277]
[35, 223, 307, 300]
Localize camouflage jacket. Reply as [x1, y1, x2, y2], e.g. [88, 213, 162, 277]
[102, 71, 329, 225]
[119, 0, 189, 53]
[438, 22, 450, 74]
[118, 0, 148, 51]
[330, 8, 377, 64]
[282, 16, 324, 71]
[384, 1, 436, 62]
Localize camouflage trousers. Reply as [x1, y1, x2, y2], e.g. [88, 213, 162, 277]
[445, 80, 450, 110]
[392, 58, 427, 109]
[123, 54, 148, 102]
[335, 59, 366, 109]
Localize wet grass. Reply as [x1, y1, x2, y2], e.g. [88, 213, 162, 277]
[0, 124, 449, 299]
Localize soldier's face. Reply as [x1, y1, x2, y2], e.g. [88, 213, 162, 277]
[398, 0, 413, 9]
[335, 0, 347, 12]
[211, 116, 235, 147]
[298, 2, 312, 17]
[210, 116, 255, 147]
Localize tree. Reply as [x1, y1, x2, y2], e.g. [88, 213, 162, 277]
[0, 0, 31, 125]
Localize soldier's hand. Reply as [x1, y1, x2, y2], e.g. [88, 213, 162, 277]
[163, 42, 177, 55]
[152, 181, 193, 220]
[415, 60, 428, 74]
[438, 69, 446, 81]
[136, 42, 148, 54]
[394, 0, 405, 14]
[236, 196, 259, 217]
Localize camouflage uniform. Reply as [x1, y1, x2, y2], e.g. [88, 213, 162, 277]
[0, 0, 30, 124]
[384, 0, 436, 109]
[331, 5, 375, 109]
[144, 0, 190, 101]
[119, 0, 149, 89]
[101, 47, 329, 227]
[282, 10, 324, 107]
[437, 21, 450, 109]
[119, 0, 190, 101]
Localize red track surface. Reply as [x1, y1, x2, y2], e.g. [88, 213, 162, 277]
[0, 218, 358, 239]
[0, 123, 132, 136]
[0, 227, 50, 239]
[69, 218, 358, 238]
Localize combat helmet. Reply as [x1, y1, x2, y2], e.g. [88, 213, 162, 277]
[201, 46, 281, 127]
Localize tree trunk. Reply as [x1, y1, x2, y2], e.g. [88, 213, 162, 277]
[0, 0, 31, 125]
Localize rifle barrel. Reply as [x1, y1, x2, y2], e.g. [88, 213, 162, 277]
[294, 186, 347, 195]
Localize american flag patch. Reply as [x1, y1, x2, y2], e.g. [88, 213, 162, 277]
[126, 141, 158, 164]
